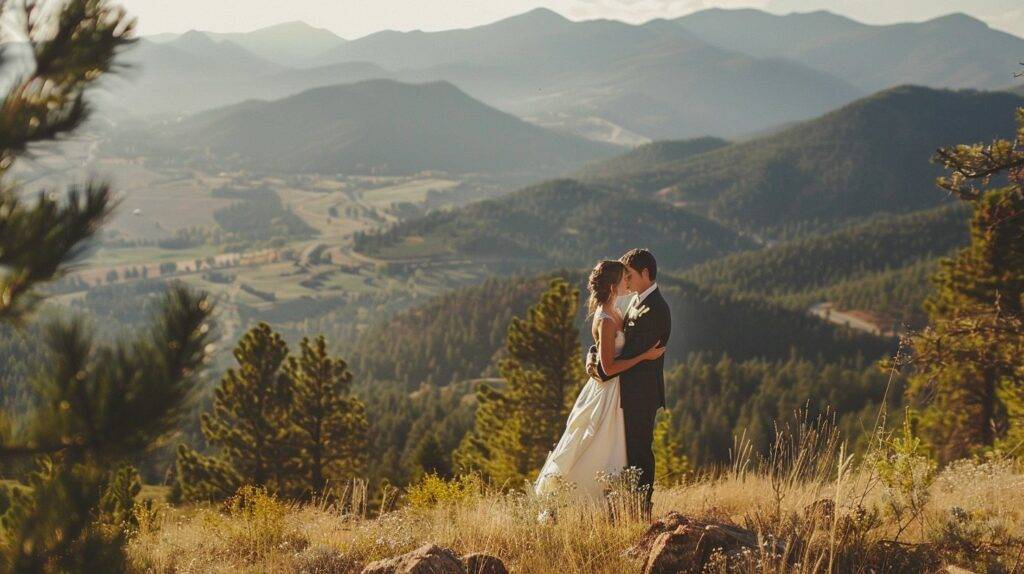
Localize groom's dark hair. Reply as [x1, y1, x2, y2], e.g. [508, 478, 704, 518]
[621, 248, 657, 280]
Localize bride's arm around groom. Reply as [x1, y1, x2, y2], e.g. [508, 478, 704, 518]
[586, 251, 671, 384]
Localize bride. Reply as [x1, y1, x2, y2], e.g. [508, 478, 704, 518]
[533, 260, 665, 504]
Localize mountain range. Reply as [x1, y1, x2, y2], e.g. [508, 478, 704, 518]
[359, 85, 1018, 275]
[111, 7, 1024, 143]
[149, 79, 619, 175]
[675, 9, 1024, 92]
[581, 86, 1024, 235]
[99, 32, 384, 118]
[310, 8, 862, 140]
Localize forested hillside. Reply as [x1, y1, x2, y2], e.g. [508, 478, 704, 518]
[591, 87, 1023, 236]
[349, 273, 890, 392]
[353, 179, 754, 268]
[682, 204, 969, 301]
[666, 353, 899, 466]
[777, 259, 940, 328]
[577, 137, 729, 181]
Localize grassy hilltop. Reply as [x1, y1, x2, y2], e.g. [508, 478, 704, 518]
[129, 427, 1024, 573]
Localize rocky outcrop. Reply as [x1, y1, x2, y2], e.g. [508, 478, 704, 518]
[361, 544, 465, 574]
[360, 545, 508, 574]
[628, 511, 783, 573]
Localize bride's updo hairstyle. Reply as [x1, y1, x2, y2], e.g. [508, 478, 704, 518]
[587, 260, 625, 316]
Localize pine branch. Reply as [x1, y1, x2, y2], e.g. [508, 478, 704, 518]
[0, 182, 115, 322]
[933, 140, 1024, 201]
[1, 285, 215, 462]
[0, 0, 135, 166]
[0, 0, 135, 321]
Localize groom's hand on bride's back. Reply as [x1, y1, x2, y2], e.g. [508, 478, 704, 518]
[586, 345, 599, 378]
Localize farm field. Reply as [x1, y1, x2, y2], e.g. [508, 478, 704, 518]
[12, 132, 519, 358]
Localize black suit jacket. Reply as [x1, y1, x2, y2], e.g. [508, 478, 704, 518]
[589, 287, 671, 411]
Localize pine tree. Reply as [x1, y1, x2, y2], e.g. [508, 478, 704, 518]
[177, 323, 292, 500]
[905, 108, 1024, 462]
[285, 336, 368, 497]
[1, 286, 214, 572]
[0, 2, 217, 570]
[454, 278, 585, 486]
[412, 433, 451, 479]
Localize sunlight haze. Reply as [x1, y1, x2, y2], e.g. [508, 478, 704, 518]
[120, 0, 1024, 39]
[5, 0, 1024, 569]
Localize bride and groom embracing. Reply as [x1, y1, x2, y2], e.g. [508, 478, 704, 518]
[534, 248, 671, 521]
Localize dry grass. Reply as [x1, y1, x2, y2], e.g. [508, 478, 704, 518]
[128, 454, 1024, 574]
[128, 407, 1022, 572]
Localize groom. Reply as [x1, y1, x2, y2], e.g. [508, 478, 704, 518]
[586, 248, 671, 519]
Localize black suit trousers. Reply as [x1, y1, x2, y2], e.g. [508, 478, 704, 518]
[623, 404, 658, 512]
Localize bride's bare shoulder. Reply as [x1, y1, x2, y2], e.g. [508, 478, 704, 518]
[594, 309, 622, 331]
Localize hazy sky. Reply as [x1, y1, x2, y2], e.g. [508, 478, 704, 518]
[120, 0, 1024, 39]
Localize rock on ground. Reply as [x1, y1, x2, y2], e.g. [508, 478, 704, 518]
[629, 511, 780, 573]
[361, 544, 465, 574]
[360, 545, 509, 574]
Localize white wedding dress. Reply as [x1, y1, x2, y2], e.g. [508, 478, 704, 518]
[533, 308, 627, 504]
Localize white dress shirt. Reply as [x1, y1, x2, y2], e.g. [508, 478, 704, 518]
[634, 282, 659, 306]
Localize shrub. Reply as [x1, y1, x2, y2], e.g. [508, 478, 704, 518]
[209, 487, 307, 562]
[865, 414, 937, 543]
[405, 473, 484, 510]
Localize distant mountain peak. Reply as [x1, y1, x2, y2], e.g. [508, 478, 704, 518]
[174, 29, 217, 46]
[493, 7, 571, 28]
[853, 84, 980, 107]
[924, 12, 989, 29]
[248, 20, 345, 39]
[801, 9, 839, 17]
[696, 7, 765, 16]
[680, 7, 860, 27]
[786, 9, 862, 25]
[519, 7, 569, 21]
[419, 78, 461, 91]
[264, 20, 319, 31]
[323, 78, 461, 96]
